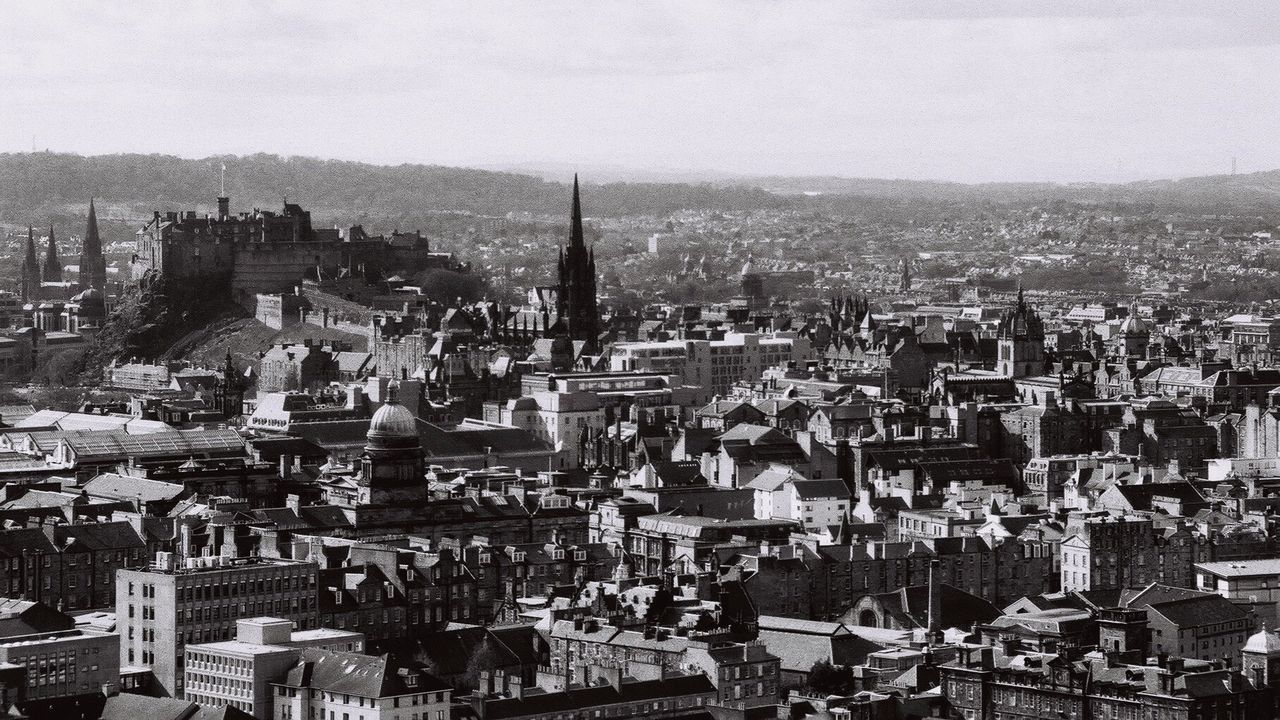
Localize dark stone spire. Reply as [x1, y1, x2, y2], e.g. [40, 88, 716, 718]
[79, 198, 107, 290]
[556, 175, 600, 350]
[42, 225, 61, 283]
[21, 226, 39, 302]
[570, 174, 585, 250]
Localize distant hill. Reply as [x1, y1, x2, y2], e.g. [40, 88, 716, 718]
[2, 152, 1278, 234]
[0, 152, 790, 229]
[742, 172, 1280, 209]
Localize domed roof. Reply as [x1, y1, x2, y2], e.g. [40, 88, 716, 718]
[72, 287, 103, 303]
[1243, 625, 1280, 655]
[367, 380, 416, 439]
[1119, 315, 1148, 335]
[1119, 304, 1149, 335]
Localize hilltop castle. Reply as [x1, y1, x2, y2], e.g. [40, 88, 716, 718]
[130, 195, 459, 308]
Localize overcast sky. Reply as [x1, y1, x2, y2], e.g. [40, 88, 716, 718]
[2, 1, 1276, 183]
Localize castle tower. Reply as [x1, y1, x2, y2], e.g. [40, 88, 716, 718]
[555, 176, 600, 349]
[20, 226, 39, 302]
[41, 225, 62, 283]
[996, 287, 1045, 378]
[357, 380, 426, 506]
[78, 199, 108, 290]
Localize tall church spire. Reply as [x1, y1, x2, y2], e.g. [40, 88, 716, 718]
[20, 226, 39, 302]
[556, 175, 600, 350]
[79, 199, 107, 290]
[42, 225, 61, 283]
[570, 174, 585, 250]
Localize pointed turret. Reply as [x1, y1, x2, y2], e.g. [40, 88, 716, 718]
[41, 225, 61, 283]
[79, 199, 108, 290]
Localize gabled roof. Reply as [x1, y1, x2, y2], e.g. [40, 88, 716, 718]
[1105, 481, 1206, 511]
[717, 424, 805, 463]
[1143, 594, 1249, 629]
[280, 648, 449, 697]
[791, 478, 852, 500]
[644, 461, 704, 486]
[862, 582, 1000, 631]
[743, 465, 802, 492]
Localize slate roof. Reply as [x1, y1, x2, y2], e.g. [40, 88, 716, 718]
[100, 693, 255, 720]
[82, 473, 187, 503]
[1106, 482, 1206, 511]
[863, 583, 1000, 630]
[717, 424, 805, 463]
[645, 461, 704, 486]
[248, 435, 331, 461]
[743, 465, 801, 492]
[17, 410, 173, 435]
[477, 673, 715, 720]
[791, 478, 852, 500]
[0, 522, 147, 559]
[1146, 595, 1249, 628]
[0, 598, 74, 637]
[280, 648, 449, 697]
[866, 446, 979, 471]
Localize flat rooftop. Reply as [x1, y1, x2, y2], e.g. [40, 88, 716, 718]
[1195, 558, 1280, 578]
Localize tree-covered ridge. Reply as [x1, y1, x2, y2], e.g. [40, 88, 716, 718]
[0, 152, 790, 224]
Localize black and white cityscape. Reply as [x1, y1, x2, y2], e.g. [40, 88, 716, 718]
[3, 3, 1280, 719]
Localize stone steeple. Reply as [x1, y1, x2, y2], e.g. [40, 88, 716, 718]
[78, 199, 107, 290]
[556, 175, 600, 350]
[20, 226, 39, 302]
[41, 225, 61, 283]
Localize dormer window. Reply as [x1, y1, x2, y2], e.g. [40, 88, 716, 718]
[552, 549, 565, 560]
[574, 550, 587, 561]
[479, 554, 491, 566]
[514, 552, 527, 563]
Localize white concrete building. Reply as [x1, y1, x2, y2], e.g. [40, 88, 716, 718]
[485, 390, 606, 468]
[185, 617, 366, 717]
[610, 333, 813, 394]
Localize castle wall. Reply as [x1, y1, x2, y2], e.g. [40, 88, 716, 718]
[254, 293, 309, 331]
[294, 288, 377, 340]
[231, 242, 344, 305]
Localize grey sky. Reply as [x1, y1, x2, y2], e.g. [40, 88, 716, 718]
[2, 1, 1276, 183]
